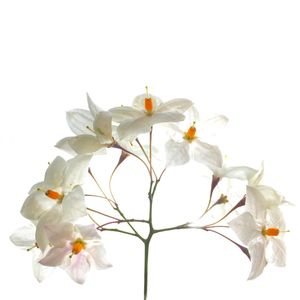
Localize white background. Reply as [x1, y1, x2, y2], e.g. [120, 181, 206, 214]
[1, 1, 300, 299]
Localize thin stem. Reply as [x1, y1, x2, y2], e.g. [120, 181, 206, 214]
[86, 207, 120, 221]
[85, 193, 115, 203]
[144, 241, 150, 300]
[100, 227, 138, 238]
[98, 219, 149, 229]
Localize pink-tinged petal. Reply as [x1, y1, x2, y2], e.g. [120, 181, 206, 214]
[87, 93, 102, 118]
[76, 224, 100, 241]
[132, 93, 162, 111]
[246, 186, 267, 223]
[165, 139, 190, 167]
[218, 166, 258, 180]
[248, 236, 267, 280]
[192, 140, 223, 170]
[87, 245, 112, 269]
[229, 212, 260, 246]
[44, 156, 66, 187]
[44, 222, 74, 246]
[39, 246, 71, 267]
[64, 253, 91, 284]
[36, 206, 63, 251]
[57, 135, 103, 155]
[93, 111, 113, 144]
[157, 98, 193, 114]
[66, 109, 94, 135]
[62, 187, 87, 222]
[10, 224, 36, 248]
[63, 155, 92, 191]
[32, 249, 52, 282]
[270, 238, 286, 267]
[21, 191, 55, 221]
[109, 106, 144, 123]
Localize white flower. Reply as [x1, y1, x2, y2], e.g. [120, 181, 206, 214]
[10, 224, 51, 282]
[39, 223, 111, 284]
[165, 106, 227, 170]
[56, 94, 114, 155]
[109, 91, 193, 140]
[21, 155, 91, 251]
[229, 185, 286, 280]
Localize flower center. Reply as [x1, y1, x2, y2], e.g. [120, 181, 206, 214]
[262, 227, 280, 237]
[184, 122, 197, 142]
[72, 239, 86, 255]
[144, 98, 153, 114]
[45, 189, 64, 201]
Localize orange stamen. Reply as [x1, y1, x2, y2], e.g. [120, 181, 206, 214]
[184, 123, 197, 141]
[45, 190, 64, 201]
[144, 98, 153, 113]
[262, 227, 280, 237]
[72, 239, 86, 255]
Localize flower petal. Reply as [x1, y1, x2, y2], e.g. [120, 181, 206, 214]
[157, 98, 193, 113]
[217, 166, 258, 180]
[248, 236, 267, 280]
[87, 93, 102, 118]
[76, 224, 101, 241]
[192, 140, 223, 170]
[109, 106, 143, 123]
[87, 245, 112, 269]
[62, 155, 92, 191]
[44, 222, 74, 246]
[66, 109, 94, 135]
[63, 253, 91, 284]
[246, 186, 268, 222]
[39, 246, 70, 267]
[57, 135, 103, 155]
[21, 191, 55, 221]
[270, 238, 286, 267]
[93, 111, 113, 144]
[229, 212, 260, 246]
[165, 139, 190, 167]
[10, 224, 36, 248]
[44, 156, 66, 187]
[32, 249, 52, 282]
[61, 186, 87, 222]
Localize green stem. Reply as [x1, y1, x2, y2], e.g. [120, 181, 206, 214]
[144, 238, 151, 300]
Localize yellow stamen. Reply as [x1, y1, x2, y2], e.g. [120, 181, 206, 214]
[45, 190, 64, 201]
[184, 122, 197, 141]
[262, 227, 280, 237]
[72, 239, 86, 255]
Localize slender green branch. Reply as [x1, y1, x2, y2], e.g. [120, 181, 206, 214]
[99, 227, 139, 238]
[87, 207, 120, 220]
[98, 218, 149, 229]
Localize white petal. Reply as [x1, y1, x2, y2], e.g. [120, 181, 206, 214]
[228, 212, 260, 246]
[21, 191, 55, 220]
[165, 139, 190, 167]
[66, 109, 94, 135]
[270, 238, 286, 267]
[87, 245, 112, 269]
[58, 135, 103, 155]
[218, 166, 258, 180]
[39, 246, 70, 267]
[87, 93, 102, 118]
[44, 156, 66, 187]
[62, 155, 92, 191]
[248, 162, 264, 186]
[64, 253, 91, 284]
[62, 187, 87, 222]
[246, 185, 267, 223]
[132, 93, 162, 111]
[44, 222, 74, 246]
[248, 236, 267, 280]
[32, 249, 52, 282]
[199, 114, 229, 139]
[93, 111, 113, 144]
[10, 224, 36, 248]
[251, 185, 283, 208]
[109, 106, 143, 123]
[36, 206, 63, 251]
[192, 140, 223, 170]
[76, 224, 101, 241]
[157, 98, 193, 113]
[268, 207, 285, 229]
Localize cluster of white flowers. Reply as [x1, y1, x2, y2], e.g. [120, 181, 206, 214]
[10, 89, 289, 294]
